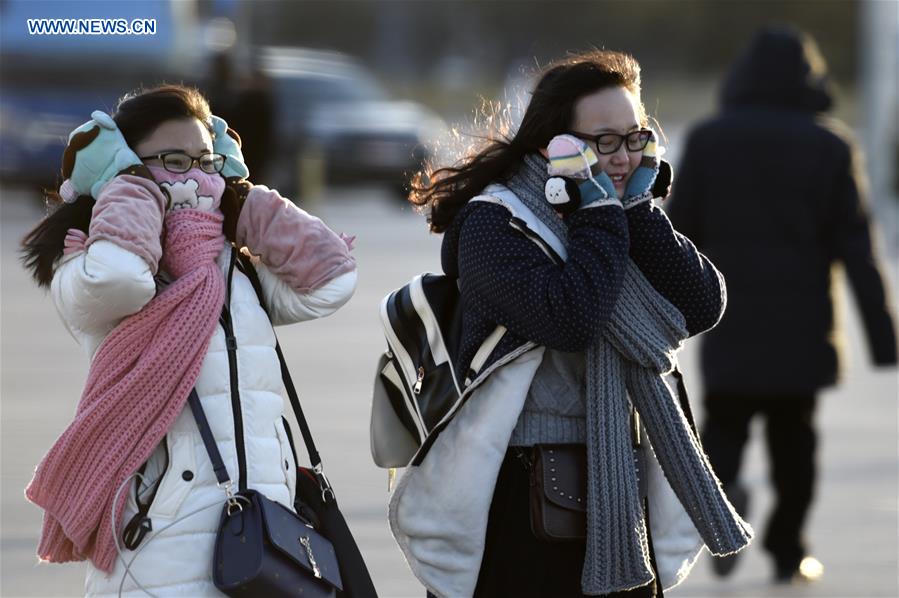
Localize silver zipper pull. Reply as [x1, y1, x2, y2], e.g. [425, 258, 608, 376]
[413, 366, 425, 394]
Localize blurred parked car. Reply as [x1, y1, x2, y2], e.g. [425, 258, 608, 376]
[0, 63, 162, 191]
[1, 41, 444, 201]
[256, 46, 445, 199]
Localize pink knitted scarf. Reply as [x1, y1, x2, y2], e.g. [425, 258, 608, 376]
[26, 208, 226, 573]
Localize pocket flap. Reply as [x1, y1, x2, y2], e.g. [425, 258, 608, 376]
[538, 444, 587, 512]
[258, 493, 344, 590]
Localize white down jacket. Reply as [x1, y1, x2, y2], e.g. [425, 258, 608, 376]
[51, 239, 356, 597]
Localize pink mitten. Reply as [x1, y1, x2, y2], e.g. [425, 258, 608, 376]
[85, 175, 168, 272]
[236, 186, 356, 292]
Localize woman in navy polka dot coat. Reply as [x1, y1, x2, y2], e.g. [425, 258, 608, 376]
[390, 50, 728, 598]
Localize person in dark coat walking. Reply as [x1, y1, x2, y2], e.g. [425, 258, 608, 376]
[666, 25, 897, 583]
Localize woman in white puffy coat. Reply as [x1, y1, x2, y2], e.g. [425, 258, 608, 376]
[22, 85, 356, 596]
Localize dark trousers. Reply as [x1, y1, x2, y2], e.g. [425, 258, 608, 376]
[701, 392, 817, 570]
[467, 449, 661, 598]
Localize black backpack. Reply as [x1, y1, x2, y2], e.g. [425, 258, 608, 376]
[370, 271, 698, 471]
[370, 273, 466, 468]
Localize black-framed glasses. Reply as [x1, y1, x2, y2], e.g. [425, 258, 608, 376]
[139, 151, 226, 174]
[569, 129, 652, 155]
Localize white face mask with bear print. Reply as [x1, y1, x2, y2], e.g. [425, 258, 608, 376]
[148, 166, 226, 212]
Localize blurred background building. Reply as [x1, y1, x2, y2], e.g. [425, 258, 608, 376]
[1, 0, 896, 229]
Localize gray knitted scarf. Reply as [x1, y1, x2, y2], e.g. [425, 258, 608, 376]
[506, 153, 753, 595]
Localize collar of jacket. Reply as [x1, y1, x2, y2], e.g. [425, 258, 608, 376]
[477, 183, 566, 264]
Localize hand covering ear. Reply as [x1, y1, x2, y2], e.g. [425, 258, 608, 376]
[544, 134, 620, 215]
[211, 115, 252, 242]
[59, 110, 150, 202]
[211, 115, 249, 180]
[652, 159, 673, 200]
[621, 129, 661, 208]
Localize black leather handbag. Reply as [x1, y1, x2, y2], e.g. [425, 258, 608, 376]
[214, 488, 341, 596]
[527, 412, 653, 543]
[181, 250, 377, 597]
[188, 389, 343, 596]
[528, 443, 588, 542]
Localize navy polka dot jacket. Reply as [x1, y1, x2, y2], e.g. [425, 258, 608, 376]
[441, 195, 726, 383]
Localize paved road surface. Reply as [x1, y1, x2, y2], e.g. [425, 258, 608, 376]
[2, 184, 896, 597]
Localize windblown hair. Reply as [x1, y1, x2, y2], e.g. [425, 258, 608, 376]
[409, 49, 647, 233]
[21, 84, 218, 288]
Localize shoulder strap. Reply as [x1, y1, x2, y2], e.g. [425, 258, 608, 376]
[234, 252, 334, 502]
[187, 388, 231, 486]
[188, 388, 246, 515]
[670, 366, 698, 435]
[476, 184, 569, 262]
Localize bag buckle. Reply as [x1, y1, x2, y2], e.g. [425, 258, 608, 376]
[219, 480, 244, 515]
[313, 464, 336, 503]
[513, 447, 533, 471]
[121, 512, 153, 550]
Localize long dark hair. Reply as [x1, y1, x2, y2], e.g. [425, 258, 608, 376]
[410, 49, 647, 233]
[21, 84, 220, 288]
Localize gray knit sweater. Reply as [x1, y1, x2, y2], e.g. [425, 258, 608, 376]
[509, 349, 587, 445]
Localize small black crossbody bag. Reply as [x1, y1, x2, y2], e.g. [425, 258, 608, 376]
[526, 411, 651, 542]
[188, 389, 343, 596]
[526, 370, 696, 543]
[186, 250, 376, 597]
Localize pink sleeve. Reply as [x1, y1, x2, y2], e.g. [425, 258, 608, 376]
[236, 185, 356, 293]
[85, 175, 167, 273]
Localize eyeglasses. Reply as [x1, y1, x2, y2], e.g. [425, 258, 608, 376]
[569, 129, 652, 155]
[139, 151, 226, 174]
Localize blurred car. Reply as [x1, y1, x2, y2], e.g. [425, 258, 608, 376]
[256, 46, 445, 199]
[0, 40, 445, 201]
[0, 64, 155, 191]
